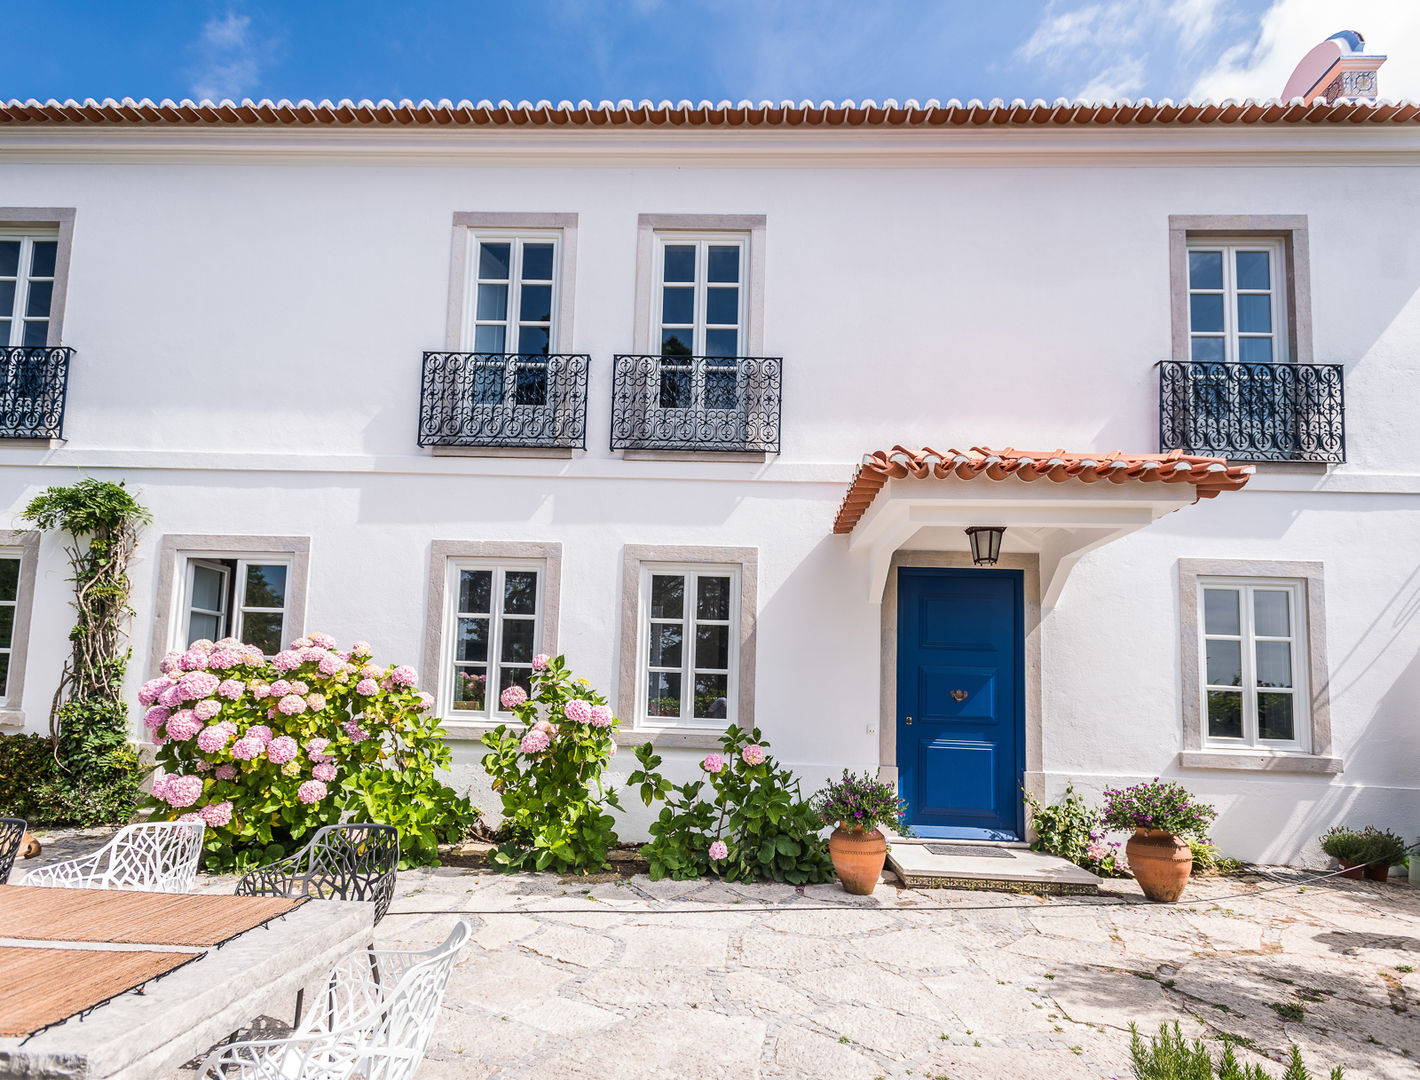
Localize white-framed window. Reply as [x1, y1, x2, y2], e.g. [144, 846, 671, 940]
[1186, 238, 1288, 366]
[638, 563, 739, 728]
[654, 233, 746, 412]
[0, 552, 20, 700]
[1199, 577, 1309, 751]
[177, 556, 292, 654]
[0, 230, 59, 348]
[462, 232, 559, 408]
[443, 560, 543, 720]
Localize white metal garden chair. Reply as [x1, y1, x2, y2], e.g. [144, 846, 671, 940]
[196, 919, 472, 1080]
[22, 820, 206, 892]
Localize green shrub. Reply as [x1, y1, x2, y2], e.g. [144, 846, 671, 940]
[1318, 825, 1406, 867]
[1129, 1022, 1342, 1079]
[0, 733, 58, 821]
[1023, 784, 1127, 878]
[480, 654, 622, 873]
[629, 726, 833, 884]
[1189, 836, 1244, 876]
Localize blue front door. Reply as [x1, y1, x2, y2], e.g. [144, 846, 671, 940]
[896, 567, 1024, 839]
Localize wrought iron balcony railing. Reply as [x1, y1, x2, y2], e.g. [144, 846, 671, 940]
[1158, 360, 1345, 464]
[0, 346, 71, 440]
[610, 354, 783, 453]
[418, 352, 589, 450]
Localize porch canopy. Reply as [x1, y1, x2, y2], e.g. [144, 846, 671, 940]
[833, 446, 1253, 607]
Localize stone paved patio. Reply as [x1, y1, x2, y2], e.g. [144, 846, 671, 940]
[11, 828, 1420, 1078]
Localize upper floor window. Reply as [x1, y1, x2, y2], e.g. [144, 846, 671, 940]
[1186, 238, 1288, 365]
[0, 231, 59, 347]
[465, 234, 558, 357]
[179, 556, 291, 655]
[655, 234, 745, 359]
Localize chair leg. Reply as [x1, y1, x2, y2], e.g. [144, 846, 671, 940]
[293, 987, 304, 1029]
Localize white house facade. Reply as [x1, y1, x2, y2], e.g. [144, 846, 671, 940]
[0, 86, 1416, 864]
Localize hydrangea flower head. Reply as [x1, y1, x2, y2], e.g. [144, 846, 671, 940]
[199, 801, 234, 827]
[230, 736, 263, 761]
[250, 682, 272, 700]
[318, 653, 344, 676]
[306, 737, 331, 761]
[390, 665, 418, 687]
[312, 762, 338, 782]
[277, 694, 307, 715]
[266, 735, 298, 764]
[702, 753, 725, 774]
[272, 650, 302, 672]
[207, 647, 241, 670]
[194, 699, 222, 721]
[165, 710, 203, 742]
[520, 729, 551, 754]
[741, 744, 766, 766]
[708, 840, 728, 860]
[305, 692, 327, 711]
[196, 724, 232, 753]
[179, 648, 208, 671]
[158, 684, 185, 709]
[296, 779, 328, 804]
[351, 641, 372, 657]
[589, 705, 614, 728]
[356, 678, 379, 696]
[500, 685, 528, 710]
[246, 724, 274, 745]
[139, 677, 172, 706]
[269, 680, 293, 697]
[416, 692, 435, 711]
[158, 652, 182, 676]
[177, 671, 220, 701]
[150, 774, 169, 802]
[215, 764, 238, 780]
[143, 705, 171, 731]
[563, 699, 592, 724]
[217, 678, 244, 701]
[343, 719, 369, 743]
[532, 654, 550, 671]
[309, 632, 336, 649]
[164, 774, 204, 808]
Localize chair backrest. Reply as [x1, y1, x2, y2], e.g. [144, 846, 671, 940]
[100, 821, 206, 892]
[301, 824, 400, 923]
[360, 920, 471, 1080]
[0, 817, 27, 883]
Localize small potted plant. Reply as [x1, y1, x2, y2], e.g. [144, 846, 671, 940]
[1319, 825, 1377, 879]
[1359, 826, 1407, 882]
[1100, 778, 1216, 903]
[812, 771, 908, 895]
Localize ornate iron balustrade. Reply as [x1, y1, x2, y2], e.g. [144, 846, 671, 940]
[1158, 360, 1345, 463]
[418, 352, 589, 449]
[0, 346, 71, 440]
[610, 354, 783, 453]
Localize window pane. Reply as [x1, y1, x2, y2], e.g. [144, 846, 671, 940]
[705, 367, 737, 410]
[696, 576, 731, 621]
[1256, 641, 1292, 688]
[522, 243, 554, 280]
[454, 666, 486, 710]
[0, 559, 18, 602]
[0, 606, 14, 648]
[474, 323, 506, 354]
[661, 286, 693, 325]
[476, 283, 508, 321]
[0, 282, 14, 317]
[659, 365, 691, 407]
[1236, 294, 1271, 334]
[646, 671, 681, 716]
[1253, 590, 1291, 637]
[1203, 588, 1240, 635]
[1188, 250, 1222, 290]
[705, 328, 739, 358]
[504, 571, 538, 614]
[0, 241, 18, 277]
[456, 617, 489, 662]
[660, 329, 693, 358]
[29, 241, 56, 278]
[663, 245, 695, 283]
[459, 570, 492, 613]
[187, 611, 221, 646]
[520, 283, 552, 324]
[1238, 337, 1273, 364]
[1189, 293, 1224, 334]
[648, 623, 683, 668]
[1258, 693, 1294, 741]
[498, 665, 531, 699]
[695, 624, 729, 670]
[191, 565, 226, 612]
[242, 612, 284, 654]
[706, 287, 738, 325]
[707, 246, 740, 283]
[517, 325, 550, 356]
[1235, 250, 1270, 291]
[0, 652, 10, 699]
[244, 564, 286, 608]
[694, 673, 728, 718]
[514, 361, 548, 405]
[650, 575, 684, 618]
[478, 242, 511, 279]
[1206, 690, 1243, 739]
[501, 618, 535, 663]
[0, 319, 9, 343]
[1190, 336, 1224, 364]
[24, 281, 51, 319]
[1205, 639, 1241, 687]
[21, 321, 46, 347]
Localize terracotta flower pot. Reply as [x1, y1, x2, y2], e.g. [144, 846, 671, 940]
[1365, 862, 1391, 882]
[1126, 828, 1193, 903]
[1337, 862, 1365, 880]
[828, 825, 887, 895]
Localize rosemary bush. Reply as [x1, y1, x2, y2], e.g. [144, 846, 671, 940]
[1129, 1022, 1341, 1079]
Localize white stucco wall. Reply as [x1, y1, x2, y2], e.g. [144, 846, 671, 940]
[1, 122, 1417, 863]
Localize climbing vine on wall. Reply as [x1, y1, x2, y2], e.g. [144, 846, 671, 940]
[21, 478, 152, 824]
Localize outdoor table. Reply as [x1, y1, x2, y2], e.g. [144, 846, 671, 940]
[0, 884, 375, 1080]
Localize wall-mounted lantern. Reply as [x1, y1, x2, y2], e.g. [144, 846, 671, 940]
[965, 526, 1005, 566]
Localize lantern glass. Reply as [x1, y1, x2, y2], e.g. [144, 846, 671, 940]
[966, 526, 1005, 566]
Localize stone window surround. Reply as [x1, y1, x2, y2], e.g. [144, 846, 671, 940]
[0, 530, 41, 729]
[876, 552, 1045, 805]
[1177, 557, 1340, 774]
[1168, 214, 1313, 366]
[422, 540, 562, 738]
[148, 535, 311, 673]
[0, 207, 76, 348]
[618, 544, 758, 750]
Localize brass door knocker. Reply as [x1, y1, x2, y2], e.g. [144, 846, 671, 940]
[950, 689, 968, 702]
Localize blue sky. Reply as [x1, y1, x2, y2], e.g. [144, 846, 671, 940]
[5, 1, 1418, 106]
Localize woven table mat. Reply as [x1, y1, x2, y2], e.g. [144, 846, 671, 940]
[0, 945, 203, 1038]
[0, 886, 306, 947]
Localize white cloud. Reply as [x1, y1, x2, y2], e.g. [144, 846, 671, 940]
[189, 11, 277, 101]
[1189, 0, 1420, 101]
[1077, 57, 1147, 100]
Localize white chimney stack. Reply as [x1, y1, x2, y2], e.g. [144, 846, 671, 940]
[1282, 30, 1386, 103]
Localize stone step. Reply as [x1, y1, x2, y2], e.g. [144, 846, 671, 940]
[887, 841, 1101, 895]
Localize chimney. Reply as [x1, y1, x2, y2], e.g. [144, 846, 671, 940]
[1282, 30, 1386, 103]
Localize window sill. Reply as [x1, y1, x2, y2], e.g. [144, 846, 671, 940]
[620, 450, 768, 463]
[1177, 750, 1343, 775]
[428, 446, 575, 459]
[0, 709, 24, 730]
[0, 438, 61, 449]
[440, 719, 727, 750]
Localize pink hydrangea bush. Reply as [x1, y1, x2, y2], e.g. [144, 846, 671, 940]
[480, 654, 622, 873]
[143, 634, 477, 870]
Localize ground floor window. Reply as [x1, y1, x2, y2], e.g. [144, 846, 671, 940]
[636, 561, 742, 728]
[444, 560, 544, 718]
[180, 557, 291, 654]
[0, 554, 21, 698]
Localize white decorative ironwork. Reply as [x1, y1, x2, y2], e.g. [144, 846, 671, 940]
[0, 817, 27, 883]
[23, 821, 206, 892]
[235, 824, 400, 923]
[196, 920, 472, 1080]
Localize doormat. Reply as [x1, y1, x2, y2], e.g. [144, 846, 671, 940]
[923, 844, 1016, 859]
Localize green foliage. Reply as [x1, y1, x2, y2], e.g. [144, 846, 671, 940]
[480, 655, 622, 874]
[0, 732, 58, 820]
[811, 770, 910, 834]
[1128, 1022, 1342, 1080]
[1189, 836, 1244, 876]
[629, 726, 833, 885]
[21, 478, 152, 825]
[1023, 784, 1127, 878]
[1318, 825, 1407, 866]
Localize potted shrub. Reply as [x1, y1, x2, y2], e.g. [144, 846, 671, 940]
[1361, 826, 1406, 882]
[1319, 825, 1376, 879]
[1100, 778, 1216, 903]
[811, 770, 909, 895]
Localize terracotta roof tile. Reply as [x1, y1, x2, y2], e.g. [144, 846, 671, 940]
[1, 96, 1418, 129]
[831, 446, 1254, 534]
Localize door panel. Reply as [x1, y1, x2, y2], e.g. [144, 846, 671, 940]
[897, 568, 1024, 839]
